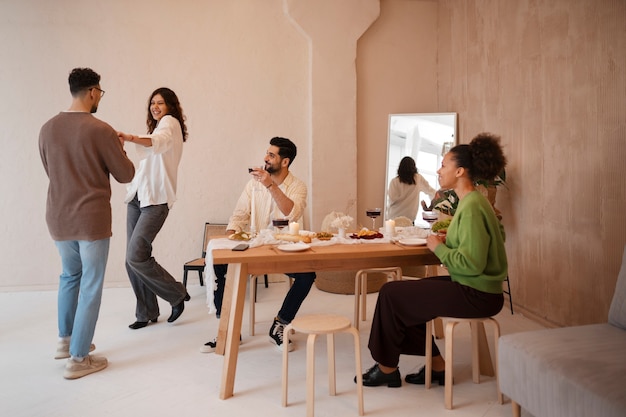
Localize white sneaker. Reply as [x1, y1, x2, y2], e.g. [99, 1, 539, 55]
[55, 341, 95, 359]
[200, 335, 242, 353]
[269, 319, 294, 352]
[63, 355, 108, 379]
[200, 338, 218, 353]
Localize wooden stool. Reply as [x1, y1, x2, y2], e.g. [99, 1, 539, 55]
[425, 317, 503, 409]
[354, 267, 402, 329]
[282, 314, 364, 417]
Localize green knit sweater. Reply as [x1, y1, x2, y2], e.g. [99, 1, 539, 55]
[433, 191, 508, 294]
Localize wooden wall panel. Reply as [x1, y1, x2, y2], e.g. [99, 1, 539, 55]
[437, 0, 626, 326]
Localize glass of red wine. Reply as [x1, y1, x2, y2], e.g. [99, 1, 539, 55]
[272, 218, 289, 233]
[365, 208, 382, 231]
[422, 210, 438, 233]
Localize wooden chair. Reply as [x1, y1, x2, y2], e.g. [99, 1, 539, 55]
[392, 216, 414, 227]
[183, 223, 227, 287]
[503, 275, 514, 314]
[425, 317, 503, 409]
[353, 267, 402, 330]
[282, 314, 364, 417]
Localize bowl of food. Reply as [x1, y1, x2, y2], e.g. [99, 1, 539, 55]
[431, 218, 451, 236]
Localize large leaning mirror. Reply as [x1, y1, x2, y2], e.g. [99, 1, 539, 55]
[384, 113, 457, 226]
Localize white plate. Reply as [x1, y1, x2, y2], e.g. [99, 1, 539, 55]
[276, 243, 311, 252]
[398, 238, 427, 246]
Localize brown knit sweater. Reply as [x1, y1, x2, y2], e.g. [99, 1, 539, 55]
[39, 112, 135, 241]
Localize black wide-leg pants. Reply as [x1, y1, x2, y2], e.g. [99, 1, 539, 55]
[368, 276, 504, 368]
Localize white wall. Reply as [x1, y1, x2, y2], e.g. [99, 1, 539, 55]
[0, 0, 387, 290]
[1, 0, 313, 289]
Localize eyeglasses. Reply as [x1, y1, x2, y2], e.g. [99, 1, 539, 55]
[90, 87, 105, 97]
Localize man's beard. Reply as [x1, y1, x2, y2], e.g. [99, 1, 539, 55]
[265, 163, 277, 174]
[90, 104, 98, 113]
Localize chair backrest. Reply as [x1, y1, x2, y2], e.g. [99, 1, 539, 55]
[393, 216, 414, 227]
[201, 223, 228, 257]
[608, 245, 626, 330]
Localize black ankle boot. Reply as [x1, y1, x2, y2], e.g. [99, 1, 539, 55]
[405, 366, 446, 385]
[354, 364, 402, 387]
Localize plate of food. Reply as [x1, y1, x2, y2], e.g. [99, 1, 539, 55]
[397, 238, 427, 246]
[228, 231, 251, 241]
[350, 229, 384, 239]
[276, 243, 311, 252]
[315, 231, 334, 241]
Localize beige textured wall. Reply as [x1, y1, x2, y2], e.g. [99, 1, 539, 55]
[436, 0, 626, 326]
[357, 0, 439, 227]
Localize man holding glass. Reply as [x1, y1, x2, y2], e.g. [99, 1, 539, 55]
[202, 137, 315, 353]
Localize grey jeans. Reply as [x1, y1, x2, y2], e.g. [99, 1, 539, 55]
[126, 194, 186, 321]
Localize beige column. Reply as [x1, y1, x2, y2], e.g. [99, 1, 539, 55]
[284, 0, 379, 229]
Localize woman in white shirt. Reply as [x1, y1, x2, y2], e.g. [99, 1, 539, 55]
[118, 87, 189, 329]
[387, 156, 436, 222]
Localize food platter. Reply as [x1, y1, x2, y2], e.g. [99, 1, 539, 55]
[276, 243, 311, 252]
[397, 238, 427, 246]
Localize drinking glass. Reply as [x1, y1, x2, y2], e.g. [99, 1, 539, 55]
[365, 208, 382, 231]
[272, 218, 289, 233]
[422, 211, 438, 233]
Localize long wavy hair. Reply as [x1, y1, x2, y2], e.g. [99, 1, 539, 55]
[397, 156, 417, 185]
[146, 87, 188, 142]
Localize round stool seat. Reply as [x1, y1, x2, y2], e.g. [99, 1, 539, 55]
[290, 314, 351, 334]
[282, 314, 364, 416]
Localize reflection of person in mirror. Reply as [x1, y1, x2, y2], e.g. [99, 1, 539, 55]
[387, 156, 436, 222]
[118, 87, 190, 330]
[201, 137, 315, 354]
[358, 133, 508, 388]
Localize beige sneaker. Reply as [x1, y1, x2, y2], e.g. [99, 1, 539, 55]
[55, 341, 95, 359]
[63, 355, 108, 379]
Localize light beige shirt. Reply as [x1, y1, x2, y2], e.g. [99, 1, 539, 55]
[227, 172, 307, 233]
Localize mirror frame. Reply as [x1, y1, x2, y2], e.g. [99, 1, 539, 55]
[384, 112, 458, 224]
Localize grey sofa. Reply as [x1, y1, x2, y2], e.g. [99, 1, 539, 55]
[498, 246, 626, 417]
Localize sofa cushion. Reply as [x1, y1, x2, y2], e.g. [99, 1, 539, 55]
[608, 246, 626, 329]
[499, 324, 626, 417]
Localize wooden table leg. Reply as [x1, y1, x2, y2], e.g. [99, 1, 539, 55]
[217, 263, 248, 400]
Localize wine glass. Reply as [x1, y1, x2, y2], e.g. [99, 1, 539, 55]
[272, 217, 289, 233]
[422, 210, 438, 233]
[365, 208, 382, 231]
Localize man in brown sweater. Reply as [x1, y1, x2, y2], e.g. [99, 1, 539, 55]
[39, 67, 135, 379]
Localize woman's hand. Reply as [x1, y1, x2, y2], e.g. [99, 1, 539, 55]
[426, 234, 445, 252]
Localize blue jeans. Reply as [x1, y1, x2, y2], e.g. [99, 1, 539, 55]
[213, 264, 315, 323]
[56, 238, 110, 358]
[126, 195, 186, 321]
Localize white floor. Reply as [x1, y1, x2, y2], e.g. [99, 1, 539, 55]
[0, 279, 543, 417]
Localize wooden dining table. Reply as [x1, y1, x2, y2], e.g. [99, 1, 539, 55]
[210, 239, 493, 400]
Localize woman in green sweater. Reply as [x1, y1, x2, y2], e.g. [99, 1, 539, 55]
[358, 133, 508, 388]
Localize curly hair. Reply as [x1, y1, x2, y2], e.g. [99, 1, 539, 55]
[146, 87, 188, 142]
[397, 156, 417, 185]
[68, 68, 100, 96]
[450, 132, 507, 183]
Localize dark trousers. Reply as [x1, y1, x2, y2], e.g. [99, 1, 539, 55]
[213, 264, 315, 323]
[126, 195, 186, 321]
[368, 276, 504, 368]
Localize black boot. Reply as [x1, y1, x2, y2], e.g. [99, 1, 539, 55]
[354, 364, 402, 387]
[405, 366, 446, 385]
